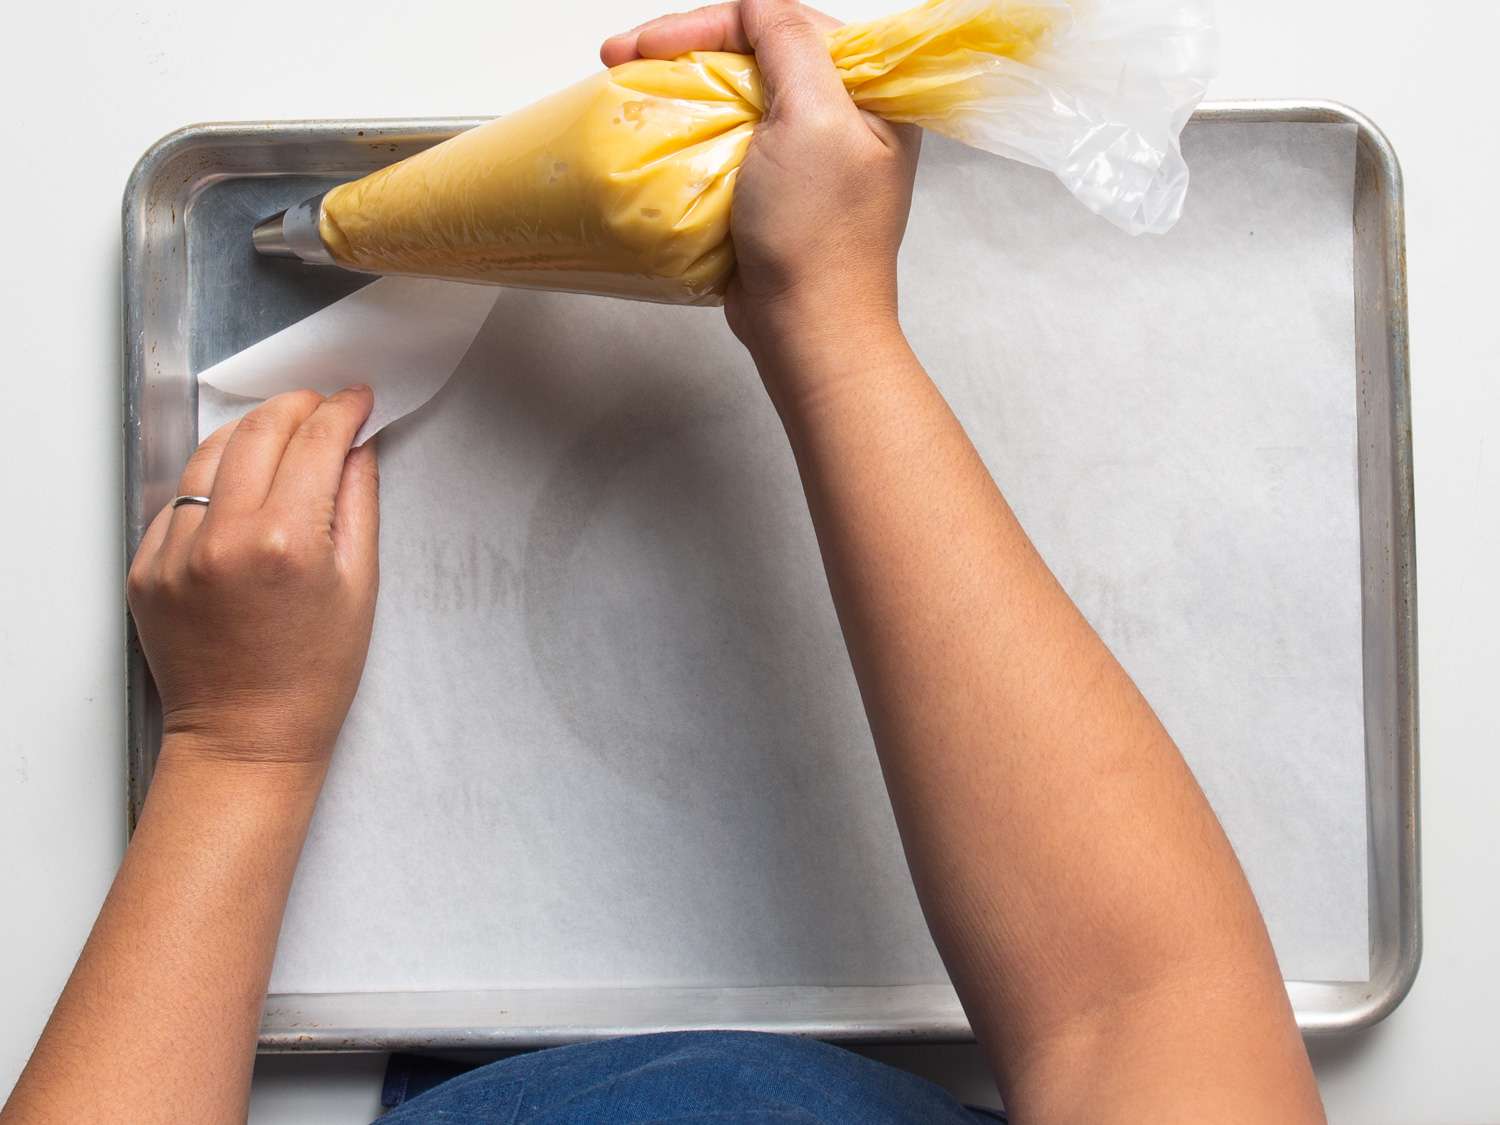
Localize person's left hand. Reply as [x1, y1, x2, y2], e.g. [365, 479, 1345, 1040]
[127, 387, 380, 776]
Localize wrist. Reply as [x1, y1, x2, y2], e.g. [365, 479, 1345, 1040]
[154, 731, 329, 803]
[739, 293, 912, 417]
[160, 696, 342, 767]
[738, 284, 902, 359]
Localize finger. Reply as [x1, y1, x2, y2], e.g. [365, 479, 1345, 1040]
[266, 385, 375, 523]
[204, 389, 325, 517]
[740, 0, 850, 121]
[332, 440, 380, 580]
[602, 3, 838, 65]
[159, 419, 239, 559]
[602, 12, 687, 65]
[636, 5, 751, 59]
[601, 14, 662, 65]
[862, 113, 923, 164]
[129, 502, 175, 594]
[799, 5, 840, 33]
[603, 4, 748, 64]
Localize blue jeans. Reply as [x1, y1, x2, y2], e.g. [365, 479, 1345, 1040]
[379, 1030, 1005, 1123]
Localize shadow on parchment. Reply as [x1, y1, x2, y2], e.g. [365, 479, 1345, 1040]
[414, 289, 842, 798]
[376, 286, 921, 979]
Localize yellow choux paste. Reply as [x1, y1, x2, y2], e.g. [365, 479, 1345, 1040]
[318, 0, 1060, 305]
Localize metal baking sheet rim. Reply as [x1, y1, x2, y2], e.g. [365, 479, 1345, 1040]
[120, 100, 1419, 1048]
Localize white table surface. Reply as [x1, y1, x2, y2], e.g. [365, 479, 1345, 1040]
[2, 1, 1496, 1121]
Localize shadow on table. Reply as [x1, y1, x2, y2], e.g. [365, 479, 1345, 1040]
[1305, 1019, 1390, 1082]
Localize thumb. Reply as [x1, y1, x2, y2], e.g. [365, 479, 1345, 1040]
[333, 439, 380, 584]
[740, 0, 849, 122]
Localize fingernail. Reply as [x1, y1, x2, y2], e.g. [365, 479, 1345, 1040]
[344, 383, 372, 395]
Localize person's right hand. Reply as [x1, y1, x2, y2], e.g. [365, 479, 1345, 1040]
[127, 387, 380, 778]
[602, 0, 921, 373]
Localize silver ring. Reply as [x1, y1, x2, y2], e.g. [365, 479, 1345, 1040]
[171, 495, 211, 509]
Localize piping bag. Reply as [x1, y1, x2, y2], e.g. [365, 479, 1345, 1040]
[251, 0, 1217, 307]
[209, 0, 1213, 441]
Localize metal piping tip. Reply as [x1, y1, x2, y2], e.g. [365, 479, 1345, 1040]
[251, 210, 297, 257]
[251, 191, 336, 265]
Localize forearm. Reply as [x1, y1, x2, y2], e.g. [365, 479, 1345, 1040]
[3, 738, 322, 1123]
[5, 388, 375, 1122]
[755, 313, 1318, 1118]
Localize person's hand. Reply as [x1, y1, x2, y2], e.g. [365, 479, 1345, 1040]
[602, 0, 921, 369]
[127, 387, 380, 777]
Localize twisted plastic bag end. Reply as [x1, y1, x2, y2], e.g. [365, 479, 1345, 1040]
[1018, 0, 1217, 236]
[876, 0, 1217, 236]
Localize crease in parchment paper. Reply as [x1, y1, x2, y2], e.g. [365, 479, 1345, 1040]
[196, 122, 1369, 995]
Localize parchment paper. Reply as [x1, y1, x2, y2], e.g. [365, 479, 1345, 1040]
[200, 276, 497, 443]
[199, 121, 1368, 991]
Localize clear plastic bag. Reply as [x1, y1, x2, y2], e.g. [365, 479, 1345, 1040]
[318, 0, 1217, 304]
[837, 0, 1218, 235]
